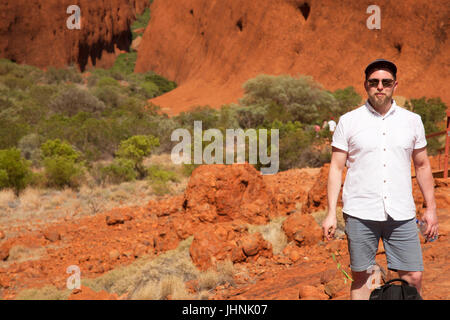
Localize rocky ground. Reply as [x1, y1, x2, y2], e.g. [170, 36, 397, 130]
[0, 156, 448, 300]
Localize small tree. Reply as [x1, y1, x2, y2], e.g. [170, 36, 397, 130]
[116, 135, 160, 178]
[41, 139, 84, 189]
[0, 148, 32, 195]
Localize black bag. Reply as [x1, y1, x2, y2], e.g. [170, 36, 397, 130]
[369, 278, 423, 300]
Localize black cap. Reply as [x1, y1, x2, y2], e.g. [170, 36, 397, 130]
[365, 59, 397, 78]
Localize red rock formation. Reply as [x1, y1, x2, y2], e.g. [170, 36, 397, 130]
[135, 0, 450, 115]
[0, 0, 149, 71]
[183, 163, 277, 224]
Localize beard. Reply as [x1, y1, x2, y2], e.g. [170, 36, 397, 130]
[369, 92, 392, 108]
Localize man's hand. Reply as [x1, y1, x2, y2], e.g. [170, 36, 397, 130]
[322, 214, 337, 241]
[421, 208, 438, 241]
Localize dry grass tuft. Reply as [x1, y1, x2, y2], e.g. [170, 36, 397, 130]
[247, 216, 288, 255]
[0, 189, 16, 209]
[19, 187, 42, 211]
[14, 285, 71, 300]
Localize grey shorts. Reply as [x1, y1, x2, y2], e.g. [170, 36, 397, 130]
[343, 213, 424, 272]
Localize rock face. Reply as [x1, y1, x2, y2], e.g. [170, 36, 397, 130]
[183, 163, 277, 224]
[135, 0, 450, 114]
[0, 0, 149, 71]
[302, 164, 346, 214]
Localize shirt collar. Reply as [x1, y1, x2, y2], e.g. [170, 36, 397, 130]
[365, 99, 397, 118]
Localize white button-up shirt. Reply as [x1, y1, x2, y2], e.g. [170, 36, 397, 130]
[331, 100, 427, 221]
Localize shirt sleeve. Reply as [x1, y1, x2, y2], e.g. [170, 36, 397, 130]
[413, 115, 427, 149]
[331, 117, 348, 152]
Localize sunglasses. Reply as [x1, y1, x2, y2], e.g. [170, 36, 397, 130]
[367, 78, 395, 88]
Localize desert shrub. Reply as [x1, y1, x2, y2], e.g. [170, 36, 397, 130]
[41, 138, 80, 161]
[92, 85, 122, 108]
[240, 74, 338, 124]
[42, 156, 84, 189]
[0, 111, 29, 149]
[147, 165, 179, 183]
[143, 73, 177, 94]
[111, 52, 138, 75]
[0, 58, 16, 75]
[41, 139, 85, 189]
[2, 74, 33, 90]
[174, 106, 220, 130]
[405, 97, 447, 155]
[0, 148, 32, 195]
[48, 86, 106, 117]
[99, 158, 137, 184]
[261, 120, 327, 170]
[116, 135, 160, 178]
[331, 86, 362, 116]
[235, 104, 268, 129]
[18, 133, 43, 166]
[29, 84, 58, 107]
[43, 66, 82, 84]
[131, 7, 151, 40]
[140, 81, 160, 98]
[96, 76, 120, 87]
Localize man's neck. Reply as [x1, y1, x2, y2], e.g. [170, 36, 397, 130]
[368, 99, 393, 117]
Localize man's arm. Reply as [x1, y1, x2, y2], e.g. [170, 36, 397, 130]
[412, 146, 438, 240]
[322, 146, 348, 240]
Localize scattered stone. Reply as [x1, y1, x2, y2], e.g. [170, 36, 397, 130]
[298, 285, 329, 300]
[109, 249, 120, 261]
[0, 244, 11, 261]
[106, 210, 133, 225]
[42, 230, 61, 242]
[323, 278, 346, 298]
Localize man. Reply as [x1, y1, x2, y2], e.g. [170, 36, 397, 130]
[322, 59, 438, 300]
[328, 117, 337, 133]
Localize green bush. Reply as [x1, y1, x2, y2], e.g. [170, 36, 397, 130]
[405, 97, 447, 155]
[240, 74, 338, 124]
[96, 76, 120, 87]
[42, 156, 84, 189]
[331, 86, 362, 117]
[0, 59, 16, 75]
[48, 86, 106, 117]
[116, 135, 160, 178]
[0, 148, 32, 195]
[29, 84, 59, 107]
[92, 85, 122, 108]
[235, 105, 267, 129]
[174, 106, 220, 130]
[147, 164, 179, 183]
[18, 133, 43, 167]
[131, 7, 151, 40]
[41, 139, 81, 162]
[143, 73, 177, 94]
[111, 52, 138, 75]
[41, 139, 84, 189]
[43, 66, 82, 84]
[99, 158, 137, 184]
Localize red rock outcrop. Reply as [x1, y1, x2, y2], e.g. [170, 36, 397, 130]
[0, 0, 149, 71]
[183, 163, 277, 224]
[135, 0, 450, 115]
